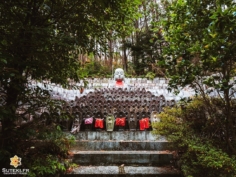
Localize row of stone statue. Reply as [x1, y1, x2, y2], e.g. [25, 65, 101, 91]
[70, 111, 160, 133]
[70, 88, 175, 114]
[61, 88, 174, 133]
[36, 108, 160, 133]
[75, 88, 168, 103]
[32, 86, 174, 133]
[64, 104, 165, 118]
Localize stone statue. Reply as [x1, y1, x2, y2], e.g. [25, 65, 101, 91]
[114, 68, 125, 87]
[106, 114, 115, 131]
[71, 113, 81, 134]
[151, 111, 160, 123]
[128, 112, 137, 131]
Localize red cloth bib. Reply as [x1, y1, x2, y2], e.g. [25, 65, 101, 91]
[115, 80, 124, 86]
[139, 118, 149, 130]
[144, 118, 149, 128]
[95, 118, 104, 128]
[115, 117, 126, 126]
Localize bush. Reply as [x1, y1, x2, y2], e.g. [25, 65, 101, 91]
[145, 72, 156, 80]
[0, 89, 76, 177]
[152, 97, 236, 177]
[78, 60, 111, 78]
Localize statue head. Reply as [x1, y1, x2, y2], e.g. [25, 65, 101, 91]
[114, 68, 125, 81]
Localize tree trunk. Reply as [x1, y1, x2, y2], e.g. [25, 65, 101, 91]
[122, 38, 128, 72]
[224, 88, 236, 155]
[108, 37, 113, 73]
[1, 68, 24, 150]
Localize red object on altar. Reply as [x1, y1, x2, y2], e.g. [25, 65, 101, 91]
[139, 118, 150, 130]
[115, 117, 126, 126]
[95, 118, 104, 128]
[115, 79, 124, 86]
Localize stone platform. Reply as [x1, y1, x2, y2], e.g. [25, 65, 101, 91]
[73, 131, 166, 141]
[72, 150, 173, 166]
[72, 141, 170, 151]
[68, 166, 180, 177]
[63, 131, 181, 177]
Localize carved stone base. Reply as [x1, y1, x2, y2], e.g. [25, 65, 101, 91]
[84, 124, 92, 131]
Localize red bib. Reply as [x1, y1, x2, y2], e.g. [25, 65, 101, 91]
[95, 118, 104, 128]
[139, 118, 149, 130]
[115, 117, 126, 126]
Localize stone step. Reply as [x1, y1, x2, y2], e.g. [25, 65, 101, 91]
[72, 131, 165, 141]
[71, 140, 171, 151]
[72, 150, 173, 166]
[63, 165, 180, 177]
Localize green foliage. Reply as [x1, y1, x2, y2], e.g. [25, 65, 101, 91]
[0, 108, 76, 176]
[0, 0, 141, 176]
[152, 97, 236, 177]
[161, 0, 236, 89]
[126, 28, 164, 75]
[0, 0, 141, 86]
[159, 0, 236, 158]
[123, 0, 166, 76]
[78, 60, 111, 78]
[28, 155, 66, 177]
[145, 72, 156, 80]
[180, 140, 236, 177]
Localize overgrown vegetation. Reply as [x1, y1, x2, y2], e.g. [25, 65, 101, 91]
[0, 0, 141, 176]
[14, 124, 76, 177]
[0, 86, 76, 176]
[155, 0, 236, 176]
[153, 97, 236, 177]
[78, 60, 111, 78]
[160, 0, 236, 153]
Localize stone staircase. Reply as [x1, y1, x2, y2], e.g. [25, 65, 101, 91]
[63, 131, 181, 177]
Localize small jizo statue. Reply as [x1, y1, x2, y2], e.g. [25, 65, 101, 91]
[114, 68, 125, 87]
[129, 112, 137, 131]
[71, 113, 81, 134]
[106, 114, 115, 131]
[83, 114, 93, 131]
[151, 111, 160, 123]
